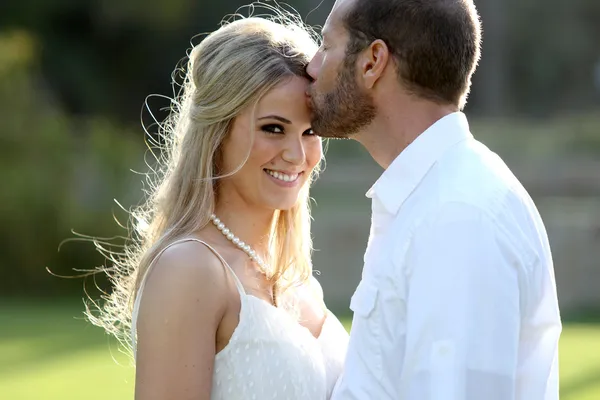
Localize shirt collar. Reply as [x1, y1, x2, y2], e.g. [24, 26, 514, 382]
[366, 111, 473, 214]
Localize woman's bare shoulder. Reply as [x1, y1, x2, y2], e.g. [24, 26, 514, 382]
[134, 239, 230, 398]
[138, 239, 230, 328]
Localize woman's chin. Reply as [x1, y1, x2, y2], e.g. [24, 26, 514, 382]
[262, 196, 300, 212]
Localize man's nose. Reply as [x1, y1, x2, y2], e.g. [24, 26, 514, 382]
[306, 54, 321, 81]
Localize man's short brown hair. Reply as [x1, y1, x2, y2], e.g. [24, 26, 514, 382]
[343, 0, 481, 108]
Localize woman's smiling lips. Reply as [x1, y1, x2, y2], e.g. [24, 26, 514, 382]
[264, 169, 303, 187]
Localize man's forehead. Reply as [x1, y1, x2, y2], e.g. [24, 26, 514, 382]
[321, 0, 344, 36]
[324, 0, 353, 35]
[332, 0, 356, 18]
[332, 0, 355, 14]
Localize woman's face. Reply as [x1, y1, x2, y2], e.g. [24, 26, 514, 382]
[218, 76, 322, 211]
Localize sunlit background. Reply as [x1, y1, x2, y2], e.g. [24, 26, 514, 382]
[1, 0, 599, 399]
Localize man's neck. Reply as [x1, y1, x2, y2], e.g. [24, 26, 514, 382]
[355, 99, 458, 169]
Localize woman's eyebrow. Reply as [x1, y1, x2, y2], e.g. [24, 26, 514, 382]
[258, 115, 292, 124]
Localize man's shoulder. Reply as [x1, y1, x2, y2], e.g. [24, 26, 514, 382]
[429, 139, 528, 205]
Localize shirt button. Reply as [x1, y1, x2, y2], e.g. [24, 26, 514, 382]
[439, 345, 449, 355]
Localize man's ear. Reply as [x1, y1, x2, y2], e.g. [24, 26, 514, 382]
[358, 39, 390, 89]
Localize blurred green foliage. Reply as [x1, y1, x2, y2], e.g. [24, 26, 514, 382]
[0, 0, 599, 118]
[0, 30, 145, 296]
[0, 1, 599, 297]
[0, 0, 328, 120]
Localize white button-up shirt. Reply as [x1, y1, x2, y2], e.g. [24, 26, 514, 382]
[331, 112, 562, 400]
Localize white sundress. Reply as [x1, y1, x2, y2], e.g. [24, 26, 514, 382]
[131, 238, 349, 400]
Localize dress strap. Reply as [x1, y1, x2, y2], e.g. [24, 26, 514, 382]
[131, 237, 246, 356]
[136, 237, 247, 298]
[184, 238, 247, 296]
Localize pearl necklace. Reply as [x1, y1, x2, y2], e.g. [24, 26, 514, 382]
[210, 214, 268, 273]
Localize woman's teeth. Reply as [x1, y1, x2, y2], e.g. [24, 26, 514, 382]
[265, 169, 299, 182]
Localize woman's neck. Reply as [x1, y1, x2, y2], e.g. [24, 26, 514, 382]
[212, 199, 276, 257]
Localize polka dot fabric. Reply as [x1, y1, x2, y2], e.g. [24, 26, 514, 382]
[131, 239, 348, 400]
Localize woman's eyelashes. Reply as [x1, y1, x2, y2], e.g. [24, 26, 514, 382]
[261, 124, 316, 136]
[261, 124, 285, 134]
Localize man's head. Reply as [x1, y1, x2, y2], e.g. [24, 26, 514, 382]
[307, 0, 482, 139]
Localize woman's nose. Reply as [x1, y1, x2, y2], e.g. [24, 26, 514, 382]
[281, 136, 306, 165]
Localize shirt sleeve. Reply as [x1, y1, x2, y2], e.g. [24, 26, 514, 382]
[399, 201, 522, 400]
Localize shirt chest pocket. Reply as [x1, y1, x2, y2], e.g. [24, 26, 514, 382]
[349, 279, 384, 379]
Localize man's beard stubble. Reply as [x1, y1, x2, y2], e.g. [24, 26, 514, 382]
[309, 58, 376, 139]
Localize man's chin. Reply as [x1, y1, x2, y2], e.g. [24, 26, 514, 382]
[314, 128, 355, 139]
[311, 117, 354, 139]
[310, 105, 369, 139]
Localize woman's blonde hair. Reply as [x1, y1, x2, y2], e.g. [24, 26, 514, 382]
[87, 5, 321, 353]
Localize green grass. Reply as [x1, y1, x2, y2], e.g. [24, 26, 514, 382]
[1, 301, 599, 400]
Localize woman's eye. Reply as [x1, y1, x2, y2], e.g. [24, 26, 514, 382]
[262, 124, 284, 134]
[304, 128, 316, 136]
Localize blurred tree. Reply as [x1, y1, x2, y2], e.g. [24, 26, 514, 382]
[3, 0, 596, 119]
[502, 0, 600, 116]
[0, 29, 144, 297]
[0, 0, 330, 122]
[471, 0, 508, 116]
[1, 0, 599, 298]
